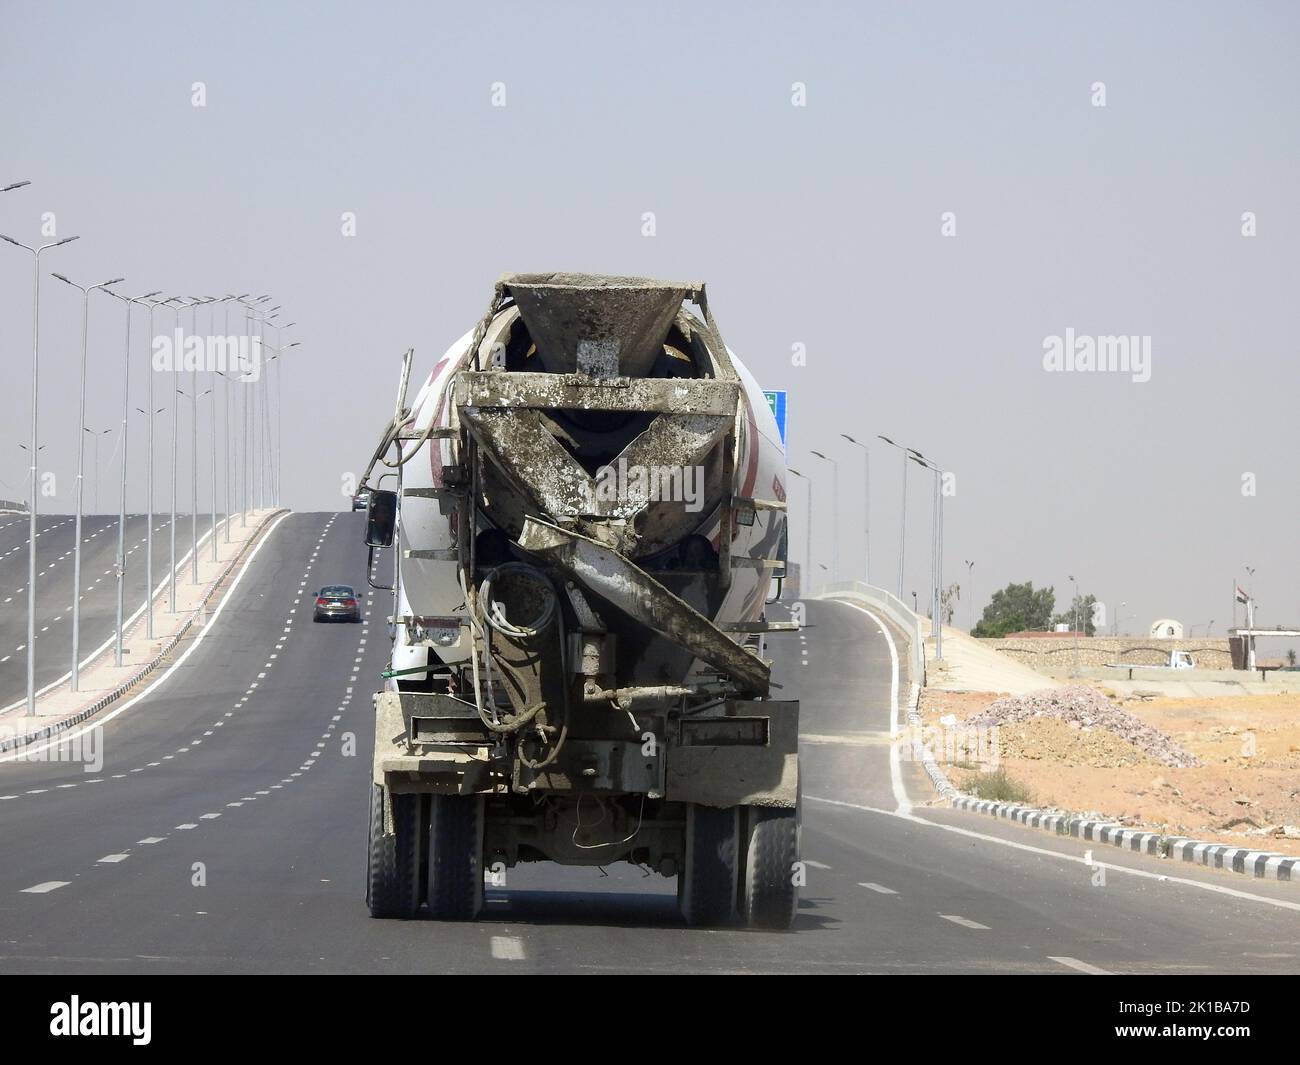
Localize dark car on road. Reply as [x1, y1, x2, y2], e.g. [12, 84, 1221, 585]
[313, 585, 362, 623]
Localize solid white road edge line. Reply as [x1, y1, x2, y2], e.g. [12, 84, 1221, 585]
[830, 599, 911, 816]
[804, 793, 1300, 914]
[0, 515, 241, 715]
[0, 512, 291, 763]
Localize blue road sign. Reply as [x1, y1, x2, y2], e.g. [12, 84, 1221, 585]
[763, 389, 788, 450]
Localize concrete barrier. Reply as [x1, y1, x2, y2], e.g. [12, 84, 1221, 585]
[811, 580, 926, 683]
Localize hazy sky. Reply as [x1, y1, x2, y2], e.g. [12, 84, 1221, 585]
[2, 0, 1296, 635]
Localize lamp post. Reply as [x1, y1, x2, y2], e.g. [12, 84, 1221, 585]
[159, 296, 192, 612]
[221, 295, 250, 540]
[787, 467, 813, 595]
[840, 433, 869, 585]
[50, 269, 120, 692]
[964, 559, 975, 631]
[1068, 573, 1080, 675]
[187, 296, 217, 582]
[1, 233, 80, 714]
[105, 289, 161, 664]
[909, 450, 944, 661]
[877, 435, 909, 601]
[263, 339, 299, 511]
[272, 324, 296, 508]
[809, 449, 839, 583]
[84, 428, 113, 512]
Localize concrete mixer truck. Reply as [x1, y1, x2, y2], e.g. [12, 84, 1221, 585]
[357, 273, 800, 928]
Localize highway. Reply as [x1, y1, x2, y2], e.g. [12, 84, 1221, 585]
[0, 514, 212, 708]
[0, 512, 1297, 974]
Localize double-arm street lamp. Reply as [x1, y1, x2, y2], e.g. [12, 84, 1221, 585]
[51, 271, 125, 690]
[106, 289, 161, 662]
[0, 232, 81, 713]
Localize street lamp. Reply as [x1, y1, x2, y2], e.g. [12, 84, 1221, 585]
[2, 180, 32, 193]
[105, 289, 161, 664]
[221, 294, 251, 540]
[271, 325, 296, 508]
[964, 559, 975, 631]
[877, 435, 909, 601]
[83, 428, 113, 512]
[158, 296, 192, 612]
[909, 450, 944, 661]
[0, 232, 81, 714]
[840, 433, 869, 585]
[787, 467, 813, 594]
[187, 296, 217, 582]
[809, 449, 839, 582]
[1068, 573, 1080, 675]
[52, 267, 126, 693]
[263, 339, 299, 511]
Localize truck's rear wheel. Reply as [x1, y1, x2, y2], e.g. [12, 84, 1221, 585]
[426, 795, 485, 921]
[366, 784, 422, 919]
[678, 804, 739, 926]
[741, 805, 800, 930]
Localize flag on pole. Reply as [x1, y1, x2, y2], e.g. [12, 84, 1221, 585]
[1235, 585, 1250, 604]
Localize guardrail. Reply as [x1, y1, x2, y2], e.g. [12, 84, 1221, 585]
[0, 499, 28, 513]
[810, 580, 926, 683]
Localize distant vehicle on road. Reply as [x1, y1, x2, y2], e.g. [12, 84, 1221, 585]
[313, 585, 361, 623]
[351, 488, 372, 512]
[1107, 650, 1195, 670]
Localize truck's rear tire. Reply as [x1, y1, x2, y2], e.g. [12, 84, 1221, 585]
[366, 784, 422, 919]
[426, 795, 484, 921]
[741, 805, 800, 930]
[678, 803, 739, 927]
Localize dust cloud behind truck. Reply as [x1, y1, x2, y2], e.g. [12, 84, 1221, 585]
[358, 273, 800, 928]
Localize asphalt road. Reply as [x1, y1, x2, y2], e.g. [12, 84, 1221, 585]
[0, 511, 1297, 974]
[0, 513, 221, 709]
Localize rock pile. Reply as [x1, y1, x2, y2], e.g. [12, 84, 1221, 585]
[968, 685, 1201, 768]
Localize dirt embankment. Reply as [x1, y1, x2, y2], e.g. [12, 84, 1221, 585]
[920, 685, 1300, 856]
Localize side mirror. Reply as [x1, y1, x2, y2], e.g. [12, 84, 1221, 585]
[365, 489, 398, 548]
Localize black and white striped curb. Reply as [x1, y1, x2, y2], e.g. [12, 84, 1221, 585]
[906, 682, 1299, 883]
[0, 510, 288, 755]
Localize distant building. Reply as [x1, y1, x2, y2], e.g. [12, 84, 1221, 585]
[1150, 618, 1183, 639]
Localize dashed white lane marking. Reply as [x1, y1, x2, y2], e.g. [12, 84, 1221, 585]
[490, 935, 526, 961]
[1049, 955, 1112, 975]
[138, 837, 166, 845]
[175, 824, 198, 830]
[200, 812, 221, 820]
[803, 859, 831, 870]
[858, 882, 898, 894]
[21, 881, 70, 894]
[97, 853, 131, 864]
[938, 914, 989, 930]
